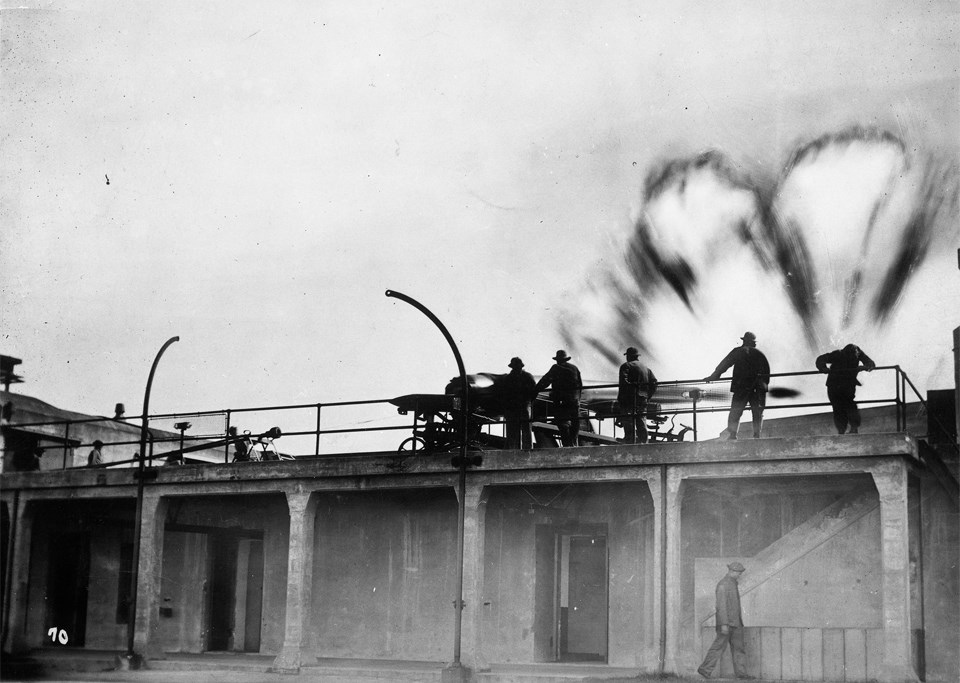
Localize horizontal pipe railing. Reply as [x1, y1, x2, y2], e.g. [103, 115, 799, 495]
[1, 365, 938, 471]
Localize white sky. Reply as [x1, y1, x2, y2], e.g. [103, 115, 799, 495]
[2, 1, 958, 438]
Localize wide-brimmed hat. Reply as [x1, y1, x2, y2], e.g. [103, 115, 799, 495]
[740, 332, 757, 343]
[508, 357, 524, 368]
[553, 350, 571, 362]
[727, 561, 746, 572]
[624, 346, 640, 357]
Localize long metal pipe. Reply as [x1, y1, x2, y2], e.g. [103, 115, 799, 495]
[658, 464, 667, 673]
[385, 290, 469, 666]
[125, 336, 179, 660]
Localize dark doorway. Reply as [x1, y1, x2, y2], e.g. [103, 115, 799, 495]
[45, 532, 90, 647]
[205, 535, 238, 651]
[559, 534, 608, 661]
[242, 539, 264, 652]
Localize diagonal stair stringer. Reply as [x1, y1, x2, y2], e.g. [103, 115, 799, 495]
[701, 486, 879, 625]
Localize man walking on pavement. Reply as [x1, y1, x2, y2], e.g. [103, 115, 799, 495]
[698, 562, 755, 679]
[535, 350, 583, 447]
[618, 346, 658, 444]
[704, 332, 770, 440]
[501, 356, 537, 449]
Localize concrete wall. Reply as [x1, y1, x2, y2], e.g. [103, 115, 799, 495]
[4, 434, 953, 682]
[22, 499, 136, 650]
[480, 481, 654, 667]
[694, 508, 882, 630]
[154, 495, 288, 655]
[311, 488, 457, 661]
[85, 525, 131, 649]
[921, 471, 960, 683]
[681, 475, 880, 663]
[157, 530, 208, 652]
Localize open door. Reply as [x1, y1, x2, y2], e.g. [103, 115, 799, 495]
[205, 534, 238, 651]
[561, 535, 608, 662]
[534, 526, 609, 662]
[238, 538, 264, 652]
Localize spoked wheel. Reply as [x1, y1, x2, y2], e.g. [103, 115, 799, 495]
[397, 436, 428, 455]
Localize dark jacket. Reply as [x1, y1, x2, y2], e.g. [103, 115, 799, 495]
[715, 575, 743, 628]
[500, 369, 537, 410]
[816, 347, 876, 389]
[535, 361, 582, 399]
[618, 360, 658, 404]
[707, 346, 770, 394]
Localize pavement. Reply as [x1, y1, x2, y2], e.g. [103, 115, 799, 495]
[0, 651, 738, 683]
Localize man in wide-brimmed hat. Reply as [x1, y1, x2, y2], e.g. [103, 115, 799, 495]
[500, 357, 537, 450]
[704, 332, 770, 440]
[698, 562, 754, 679]
[535, 350, 583, 446]
[617, 346, 658, 444]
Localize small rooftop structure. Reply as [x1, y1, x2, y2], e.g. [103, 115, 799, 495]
[0, 355, 23, 392]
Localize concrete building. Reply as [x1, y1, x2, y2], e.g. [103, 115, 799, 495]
[1, 386, 957, 682]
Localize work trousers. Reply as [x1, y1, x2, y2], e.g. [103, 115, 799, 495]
[504, 404, 533, 450]
[621, 396, 649, 444]
[699, 625, 747, 677]
[827, 385, 860, 434]
[728, 388, 765, 439]
[553, 395, 580, 447]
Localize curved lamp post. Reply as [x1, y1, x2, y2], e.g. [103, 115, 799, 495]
[125, 335, 179, 664]
[385, 290, 469, 671]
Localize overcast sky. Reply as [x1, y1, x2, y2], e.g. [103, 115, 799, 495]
[2, 1, 958, 442]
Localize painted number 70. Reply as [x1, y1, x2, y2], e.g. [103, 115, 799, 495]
[47, 627, 69, 644]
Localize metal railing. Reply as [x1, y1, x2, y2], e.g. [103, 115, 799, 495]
[0, 365, 945, 472]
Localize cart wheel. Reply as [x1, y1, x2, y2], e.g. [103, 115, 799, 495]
[397, 437, 428, 455]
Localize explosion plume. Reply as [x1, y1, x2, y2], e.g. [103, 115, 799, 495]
[559, 125, 959, 370]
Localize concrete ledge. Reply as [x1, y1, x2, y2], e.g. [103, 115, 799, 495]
[1, 433, 918, 495]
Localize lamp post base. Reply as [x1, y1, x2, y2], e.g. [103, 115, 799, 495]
[441, 662, 471, 683]
[114, 653, 145, 671]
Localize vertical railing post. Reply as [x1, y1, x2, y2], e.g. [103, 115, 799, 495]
[895, 367, 903, 432]
[62, 421, 71, 469]
[691, 396, 698, 442]
[901, 371, 908, 432]
[224, 410, 232, 463]
[314, 404, 322, 456]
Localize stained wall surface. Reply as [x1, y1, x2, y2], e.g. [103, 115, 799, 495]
[311, 488, 458, 660]
[480, 481, 655, 667]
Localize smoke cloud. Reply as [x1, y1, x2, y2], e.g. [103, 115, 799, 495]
[560, 126, 959, 369]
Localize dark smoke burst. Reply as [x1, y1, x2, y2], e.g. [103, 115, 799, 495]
[559, 125, 959, 369]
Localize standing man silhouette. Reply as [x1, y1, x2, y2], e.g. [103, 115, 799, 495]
[618, 346, 658, 444]
[704, 332, 770, 440]
[501, 357, 537, 449]
[535, 350, 583, 447]
[698, 562, 754, 679]
[816, 344, 876, 434]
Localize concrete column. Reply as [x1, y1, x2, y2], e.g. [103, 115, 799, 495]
[645, 470, 665, 673]
[3, 498, 34, 654]
[459, 481, 489, 672]
[272, 489, 317, 673]
[663, 467, 687, 674]
[133, 494, 169, 659]
[871, 461, 920, 682]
